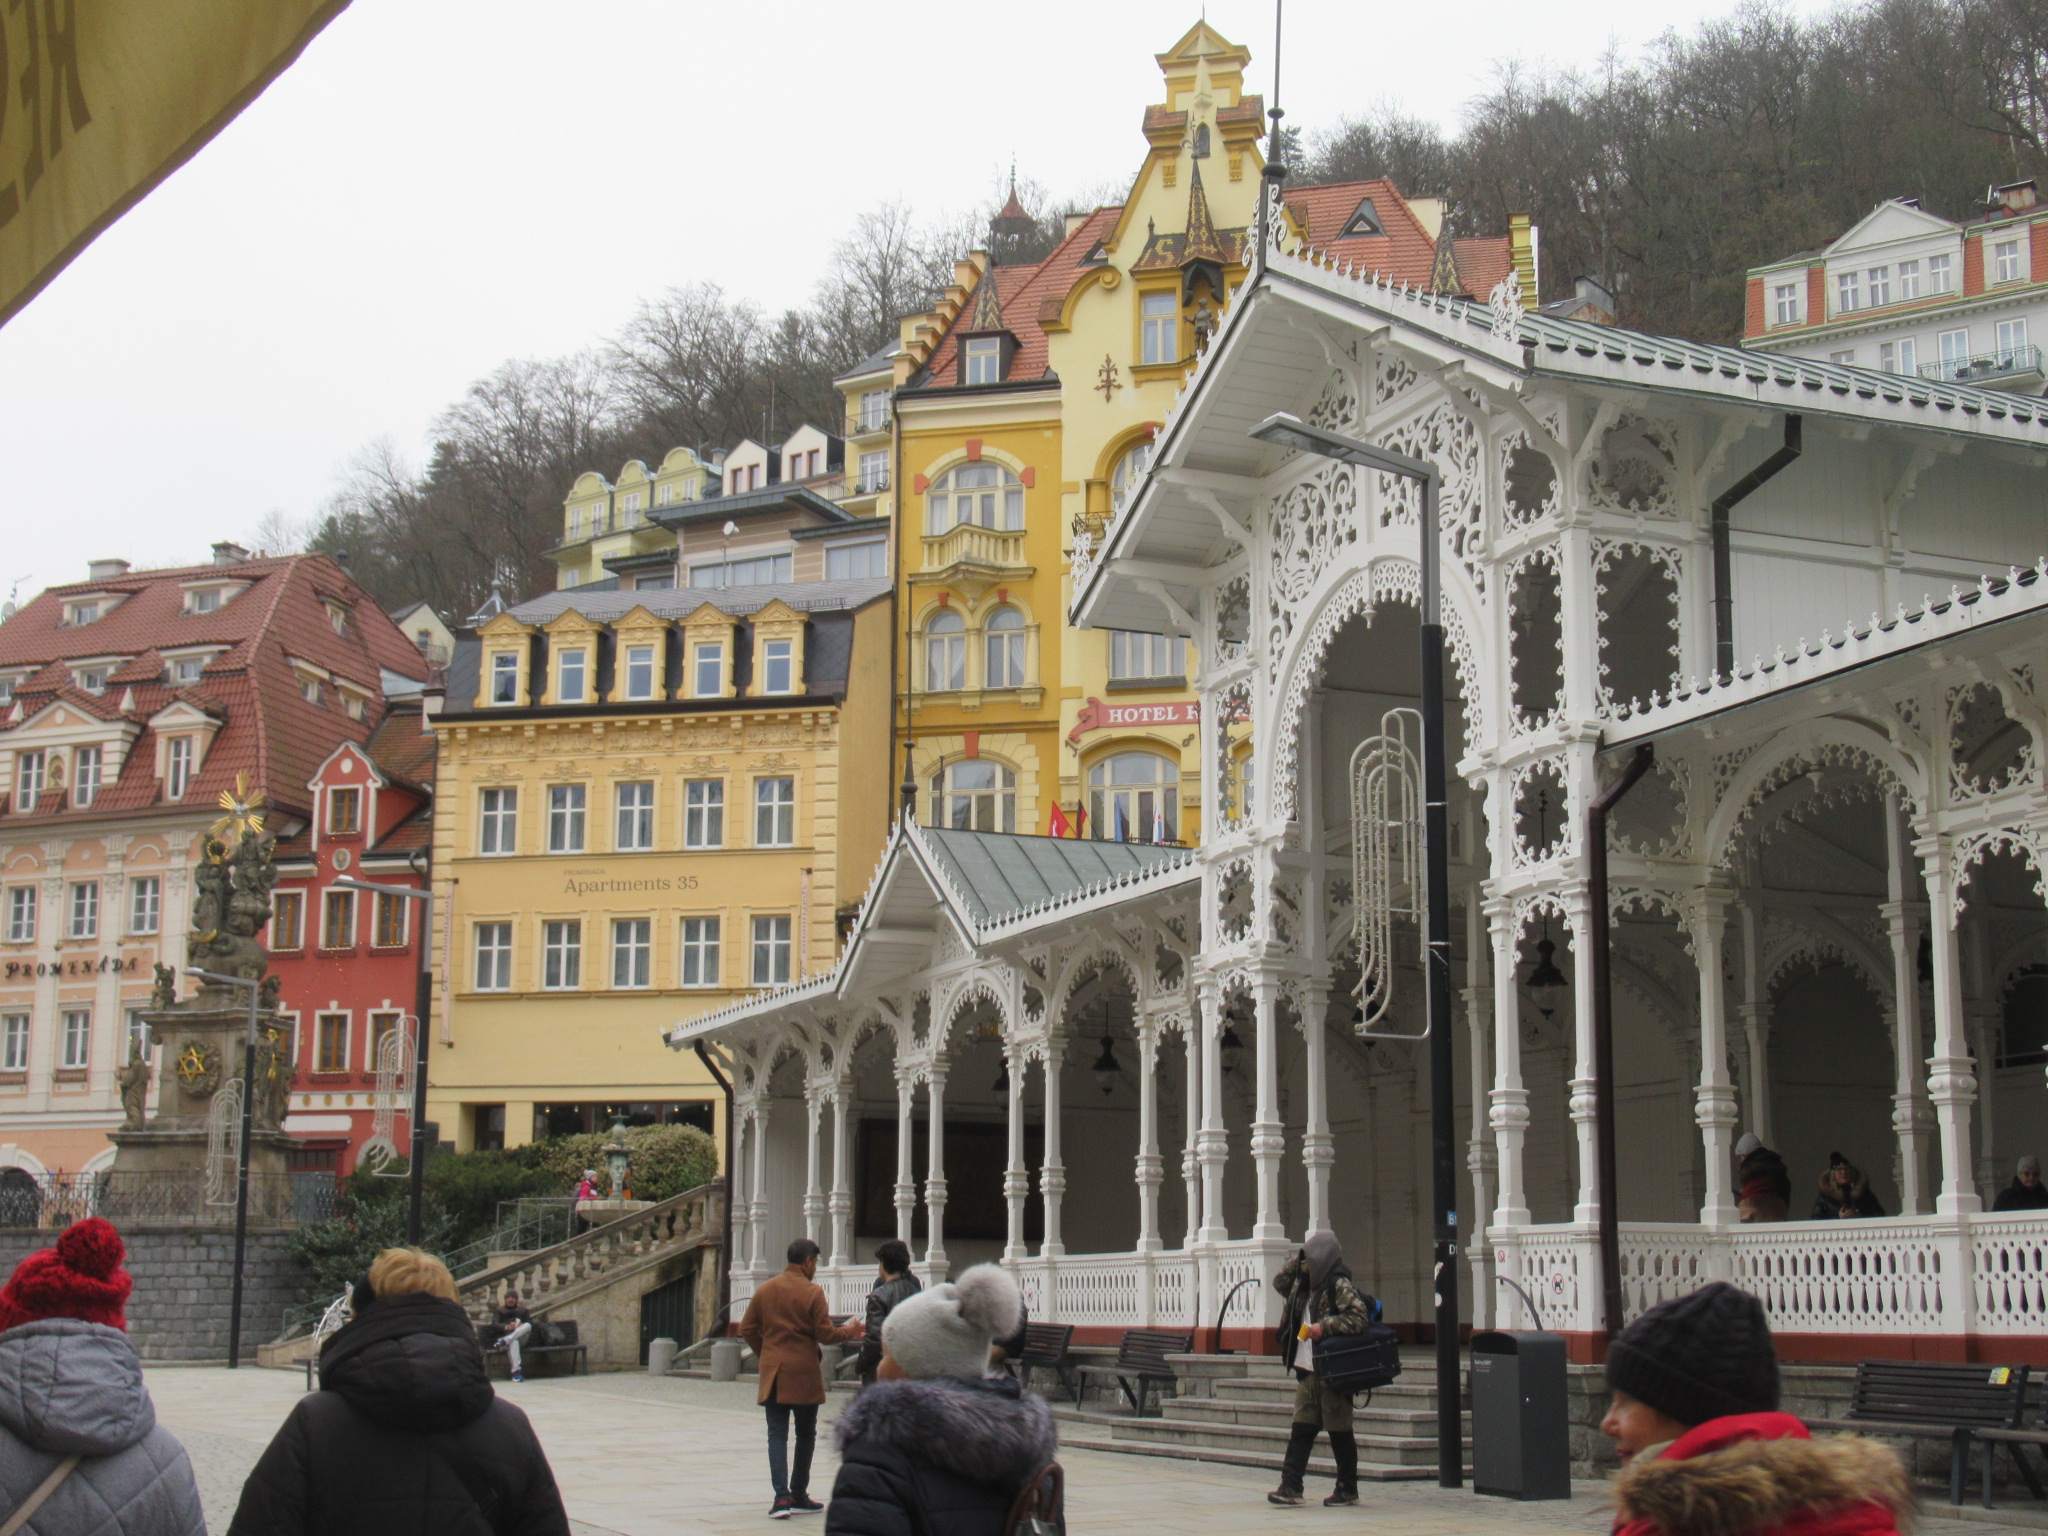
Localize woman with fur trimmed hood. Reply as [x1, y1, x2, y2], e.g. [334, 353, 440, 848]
[1808, 1153, 1886, 1220]
[825, 1263, 1060, 1536]
[1603, 1282, 1910, 1536]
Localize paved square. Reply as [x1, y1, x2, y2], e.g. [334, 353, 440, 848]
[142, 1365, 2047, 1536]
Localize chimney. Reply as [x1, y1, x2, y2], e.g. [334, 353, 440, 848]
[87, 558, 130, 582]
[211, 541, 251, 568]
[1990, 179, 2038, 216]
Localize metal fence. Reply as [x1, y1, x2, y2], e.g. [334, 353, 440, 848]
[0, 1170, 340, 1229]
[443, 1196, 578, 1278]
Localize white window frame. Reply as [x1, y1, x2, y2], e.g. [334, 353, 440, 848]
[15, 749, 44, 811]
[611, 918, 651, 989]
[166, 737, 194, 800]
[692, 641, 724, 698]
[322, 889, 356, 949]
[1994, 237, 2023, 284]
[270, 890, 303, 949]
[930, 758, 1018, 833]
[557, 647, 588, 703]
[762, 638, 794, 695]
[961, 337, 1001, 386]
[73, 745, 100, 808]
[479, 787, 518, 855]
[615, 780, 654, 851]
[1929, 252, 1954, 293]
[1141, 291, 1179, 363]
[623, 644, 657, 701]
[327, 785, 362, 835]
[925, 609, 965, 692]
[826, 538, 888, 580]
[542, 919, 582, 990]
[313, 1011, 352, 1074]
[6, 886, 34, 943]
[129, 876, 160, 936]
[60, 1009, 90, 1070]
[1109, 630, 1186, 681]
[1897, 259, 1922, 300]
[1771, 282, 1801, 326]
[684, 780, 724, 849]
[680, 916, 721, 987]
[755, 777, 795, 847]
[985, 608, 1026, 689]
[1866, 265, 1891, 306]
[490, 652, 520, 705]
[373, 892, 409, 949]
[751, 914, 792, 986]
[1835, 270, 1860, 313]
[547, 783, 587, 854]
[1, 1013, 27, 1072]
[1997, 316, 2030, 359]
[69, 880, 98, 940]
[474, 922, 513, 991]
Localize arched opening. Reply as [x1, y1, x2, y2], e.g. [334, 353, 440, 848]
[1088, 750, 1180, 844]
[930, 758, 1018, 833]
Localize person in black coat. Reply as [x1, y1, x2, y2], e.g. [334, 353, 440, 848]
[857, 1240, 921, 1388]
[1809, 1152, 1886, 1220]
[1993, 1154, 2048, 1211]
[826, 1263, 1060, 1536]
[227, 1248, 570, 1536]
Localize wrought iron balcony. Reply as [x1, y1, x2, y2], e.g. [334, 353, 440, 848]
[845, 409, 893, 436]
[851, 471, 892, 495]
[1917, 344, 2044, 389]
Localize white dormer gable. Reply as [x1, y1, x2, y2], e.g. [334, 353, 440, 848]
[310, 739, 389, 792]
[1826, 199, 1959, 257]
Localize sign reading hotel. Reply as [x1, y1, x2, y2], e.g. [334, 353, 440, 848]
[1068, 696, 1200, 743]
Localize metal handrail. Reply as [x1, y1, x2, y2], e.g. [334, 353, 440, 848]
[845, 412, 893, 436]
[1917, 344, 2044, 383]
[442, 1197, 578, 1278]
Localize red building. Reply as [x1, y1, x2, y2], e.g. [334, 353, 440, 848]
[271, 697, 436, 1176]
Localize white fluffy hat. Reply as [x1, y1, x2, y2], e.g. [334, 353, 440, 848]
[880, 1262, 1021, 1381]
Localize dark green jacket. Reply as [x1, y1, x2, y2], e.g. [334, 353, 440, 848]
[1272, 1252, 1368, 1363]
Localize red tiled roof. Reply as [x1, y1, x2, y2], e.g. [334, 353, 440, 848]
[0, 555, 432, 833]
[919, 207, 1122, 389]
[1451, 237, 1514, 300]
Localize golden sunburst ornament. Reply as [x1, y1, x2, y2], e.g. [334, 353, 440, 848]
[210, 771, 267, 851]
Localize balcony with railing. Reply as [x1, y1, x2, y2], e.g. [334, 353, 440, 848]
[1917, 344, 2045, 391]
[845, 408, 893, 437]
[916, 523, 1033, 595]
[848, 470, 892, 496]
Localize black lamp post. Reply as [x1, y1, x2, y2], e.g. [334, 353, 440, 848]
[1249, 409, 1461, 1490]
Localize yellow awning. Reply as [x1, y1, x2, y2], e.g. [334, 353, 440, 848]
[0, 0, 350, 328]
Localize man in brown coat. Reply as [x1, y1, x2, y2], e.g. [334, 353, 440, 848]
[740, 1238, 864, 1518]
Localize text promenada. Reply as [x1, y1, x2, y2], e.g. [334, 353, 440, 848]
[5, 956, 142, 980]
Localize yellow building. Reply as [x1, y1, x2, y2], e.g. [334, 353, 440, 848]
[859, 22, 1532, 842]
[427, 535, 895, 1150]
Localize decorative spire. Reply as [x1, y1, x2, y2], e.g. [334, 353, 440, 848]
[967, 271, 1005, 332]
[1182, 164, 1225, 266]
[1429, 237, 1461, 296]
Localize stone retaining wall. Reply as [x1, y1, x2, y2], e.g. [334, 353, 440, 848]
[0, 1224, 303, 1362]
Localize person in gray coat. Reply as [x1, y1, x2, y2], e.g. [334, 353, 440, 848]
[0, 1216, 206, 1535]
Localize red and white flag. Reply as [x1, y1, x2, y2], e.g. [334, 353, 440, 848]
[1048, 803, 1072, 838]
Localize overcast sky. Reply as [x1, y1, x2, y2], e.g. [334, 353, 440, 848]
[0, 0, 1844, 605]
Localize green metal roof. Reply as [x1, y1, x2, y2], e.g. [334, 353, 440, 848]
[916, 827, 1192, 925]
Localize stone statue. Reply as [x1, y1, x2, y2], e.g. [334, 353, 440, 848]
[254, 1025, 293, 1130]
[1191, 297, 1217, 353]
[150, 963, 177, 1012]
[186, 830, 278, 983]
[186, 841, 229, 969]
[260, 972, 281, 1012]
[118, 1051, 151, 1130]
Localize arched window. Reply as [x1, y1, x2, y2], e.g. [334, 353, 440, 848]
[924, 609, 965, 692]
[985, 607, 1027, 689]
[930, 759, 1016, 833]
[1089, 752, 1179, 844]
[928, 463, 1024, 535]
[1110, 441, 1150, 517]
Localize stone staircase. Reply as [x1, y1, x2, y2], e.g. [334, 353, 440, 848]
[459, 1181, 724, 1369]
[1054, 1350, 1469, 1483]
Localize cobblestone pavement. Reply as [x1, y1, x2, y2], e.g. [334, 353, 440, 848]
[143, 1363, 2048, 1536]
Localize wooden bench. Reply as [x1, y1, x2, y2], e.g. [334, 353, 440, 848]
[1014, 1322, 1077, 1400]
[476, 1318, 590, 1379]
[1072, 1328, 1193, 1417]
[1976, 1389, 2048, 1510]
[1805, 1359, 2030, 1506]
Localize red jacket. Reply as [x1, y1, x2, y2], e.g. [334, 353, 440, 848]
[1612, 1413, 1911, 1536]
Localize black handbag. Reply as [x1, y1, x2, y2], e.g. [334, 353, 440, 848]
[1312, 1321, 1403, 1395]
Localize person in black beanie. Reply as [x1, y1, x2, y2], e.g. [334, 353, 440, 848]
[1602, 1283, 1910, 1536]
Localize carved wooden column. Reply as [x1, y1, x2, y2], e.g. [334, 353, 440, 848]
[827, 1081, 854, 1268]
[1003, 1042, 1028, 1261]
[1691, 889, 1739, 1225]
[1039, 1036, 1066, 1256]
[1563, 889, 1602, 1224]
[1300, 981, 1333, 1238]
[729, 1100, 755, 1284]
[1918, 836, 1983, 1215]
[892, 1069, 917, 1244]
[1884, 795, 1930, 1214]
[923, 1063, 948, 1276]
[1250, 975, 1285, 1240]
[1135, 1017, 1164, 1252]
[1462, 895, 1496, 1328]
[1196, 981, 1230, 1244]
[802, 1086, 825, 1247]
[1487, 899, 1532, 1227]
[1181, 1014, 1202, 1249]
[748, 1100, 773, 1273]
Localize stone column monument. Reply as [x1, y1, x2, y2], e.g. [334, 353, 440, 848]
[107, 777, 297, 1223]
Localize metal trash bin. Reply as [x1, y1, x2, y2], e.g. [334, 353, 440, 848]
[1471, 1329, 1570, 1500]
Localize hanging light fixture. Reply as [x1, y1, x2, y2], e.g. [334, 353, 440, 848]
[991, 1055, 1010, 1095]
[1525, 937, 1568, 1019]
[1220, 1012, 1245, 1075]
[1092, 1032, 1119, 1096]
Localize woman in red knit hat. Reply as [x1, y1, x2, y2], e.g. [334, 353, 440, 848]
[0, 1215, 206, 1534]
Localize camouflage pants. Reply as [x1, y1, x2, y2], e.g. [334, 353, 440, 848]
[1291, 1371, 1355, 1432]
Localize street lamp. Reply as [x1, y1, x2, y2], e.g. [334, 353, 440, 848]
[1249, 409, 1462, 1490]
[330, 877, 435, 1243]
[184, 967, 262, 1369]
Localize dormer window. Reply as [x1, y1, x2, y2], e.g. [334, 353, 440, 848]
[167, 655, 206, 686]
[693, 642, 724, 698]
[325, 602, 350, 636]
[557, 648, 588, 703]
[962, 337, 1002, 385]
[1340, 197, 1384, 238]
[656, 483, 674, 505]
[624, 645, 657, 701]
[187, 589, 221, 614]
[762, 639, 794, 695]
[328, 786, 362, 835]
[15, 749, 45, 811]
[74, 746, 101, 809]
[490, 652, 520, 705]
[165, 737, 194, 800]
[0, 675, 15, 706]
[74, 667, 107, 694]
[66, 601, 100, 626]
[301, 677, 322, 705]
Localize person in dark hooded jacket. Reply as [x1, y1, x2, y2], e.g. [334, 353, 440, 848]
[226, 1247, 569, 1536]
[826, 1262, 1061, 1536]
[1809, 1152, 1885, 1220]
[1268, 1230, 1370, 1508]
